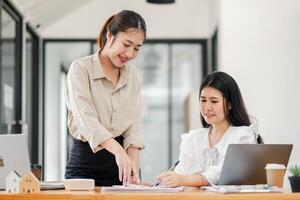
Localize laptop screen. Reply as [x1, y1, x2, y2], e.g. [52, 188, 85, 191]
[218, 144, 293, 185]
[0, 134, 31, 189]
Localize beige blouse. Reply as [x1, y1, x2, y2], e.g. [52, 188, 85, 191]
[64, 51, 144, 153]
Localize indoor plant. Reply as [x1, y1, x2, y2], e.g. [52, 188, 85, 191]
[289, 164, 300, 192]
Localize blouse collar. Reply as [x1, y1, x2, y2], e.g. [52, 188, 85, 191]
[92, 49, 129, 90]
[205, 126, 233, 152]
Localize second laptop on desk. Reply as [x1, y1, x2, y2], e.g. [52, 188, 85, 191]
[217, 144, 293, 185]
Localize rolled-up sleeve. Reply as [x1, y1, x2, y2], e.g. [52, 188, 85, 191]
[122, 87, 145, 150]
[65, 61, 113, 153]
[201, 156, 224, 185]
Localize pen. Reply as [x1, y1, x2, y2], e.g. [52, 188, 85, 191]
[155, 160, 180, 186]
[168, 160, 180, 171]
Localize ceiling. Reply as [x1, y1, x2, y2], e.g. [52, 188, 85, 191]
[11, 0, 94, 29]
[10, 0, 218, 39]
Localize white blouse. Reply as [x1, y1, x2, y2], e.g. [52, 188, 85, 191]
[174, 124, 258, 185]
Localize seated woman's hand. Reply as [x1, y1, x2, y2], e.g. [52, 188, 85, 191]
[156, 171, 182, 187]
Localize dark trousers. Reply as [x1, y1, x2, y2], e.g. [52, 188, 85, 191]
[65, 136, 123, 186]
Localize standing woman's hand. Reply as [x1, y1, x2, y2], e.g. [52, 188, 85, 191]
[114, 148, 134, 185]
[127, 146, 140, 184]
[101, 138, 133, 185]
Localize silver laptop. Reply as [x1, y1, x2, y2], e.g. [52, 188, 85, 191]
[218, 144, 293, 185]
[0, 134, 31, 189]
[0, 134, 64, 190]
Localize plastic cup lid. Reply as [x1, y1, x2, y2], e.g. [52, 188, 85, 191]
[265, 163, 286, 169]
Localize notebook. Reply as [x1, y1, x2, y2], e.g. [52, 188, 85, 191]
[217, 144, 293, 185]
[40, 181, 65, 190]
[0, 134, 64, 190]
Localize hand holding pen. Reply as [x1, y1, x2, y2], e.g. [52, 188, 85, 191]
[155, 161, 180, 187]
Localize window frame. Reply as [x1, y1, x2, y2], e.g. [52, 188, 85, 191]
[0, 0, 23, 134]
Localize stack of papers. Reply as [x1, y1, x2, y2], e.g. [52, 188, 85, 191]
[40, 181, 65, 190]
[202, 184, 283, 193]
[102, 184, 185, 193]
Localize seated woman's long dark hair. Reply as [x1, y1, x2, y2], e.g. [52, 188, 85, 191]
[199, 71, 263, 144]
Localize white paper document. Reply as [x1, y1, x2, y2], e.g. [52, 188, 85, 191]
[202, 184, 283, 193]
[102, 184, 185, 193]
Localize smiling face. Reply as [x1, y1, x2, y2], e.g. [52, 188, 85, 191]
[200, 86, 230, 126]
[104, 28, 144, 68]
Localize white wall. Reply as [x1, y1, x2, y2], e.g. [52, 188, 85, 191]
[219, 0, 300, 186]
[42, 0, 216, 39]
[44, 43, 91, 180]
[44, 45, 62, 180]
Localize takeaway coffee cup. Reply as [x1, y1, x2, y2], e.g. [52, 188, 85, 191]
[265, 163, 286, 188]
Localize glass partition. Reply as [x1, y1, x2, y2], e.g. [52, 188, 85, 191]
[131, 42, 202, 182]
[170, 44, 202, 164]
[132, 44, 169, 182]
[0, 4, 21, 134]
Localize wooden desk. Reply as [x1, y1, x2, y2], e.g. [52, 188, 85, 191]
[1, 187, 300, 200]
[0, 189, 98, 200]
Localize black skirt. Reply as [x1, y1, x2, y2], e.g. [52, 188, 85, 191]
[65, 136, 123, 186]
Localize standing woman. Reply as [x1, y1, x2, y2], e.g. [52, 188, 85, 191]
[64, 10, 146, 186]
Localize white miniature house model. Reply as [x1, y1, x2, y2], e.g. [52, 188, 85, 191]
[6, 171, 40, 194]
[6, 171, 21, 194]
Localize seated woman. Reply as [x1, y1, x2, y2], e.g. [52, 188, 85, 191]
[157, 71, 263, 187]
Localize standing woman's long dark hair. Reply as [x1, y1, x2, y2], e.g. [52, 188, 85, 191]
[98, 10, 146, 49]
[199, 71, 263, 144]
